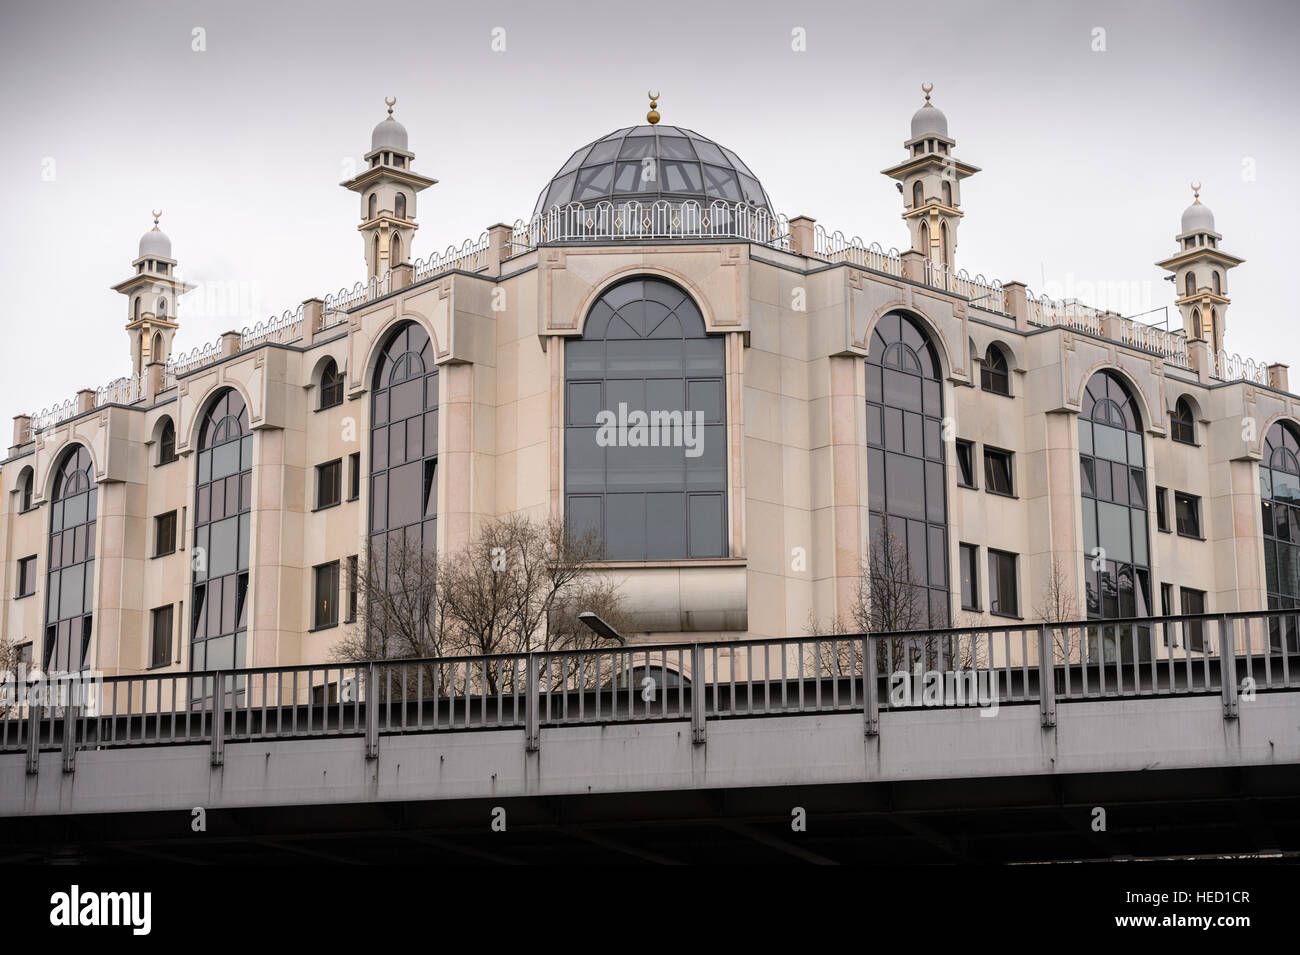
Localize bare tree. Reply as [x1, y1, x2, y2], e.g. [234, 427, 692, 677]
[1034, 555, 1082, 662]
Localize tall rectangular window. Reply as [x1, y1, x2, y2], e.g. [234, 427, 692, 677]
[316, 459, 342, 510]
[150, 605, 173, 668]
[959, 543, 979, 611]
[155, 510, 177, 557]
[348, 453, 361, 501]
[983, 448, 1014, 496]
[955, 440, 976, 489]
[1180, 586, 1206, 651]
[313, 560, 339, 630]
[1155, 486, 1170, 532]
[17, 555, 37, 597]
[987, 549, 1018, 617]
[1175, 491, 1201, 538]
[346, 555, 359, 623]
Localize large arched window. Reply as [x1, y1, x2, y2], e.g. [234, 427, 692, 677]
[1170, 397, 1195, 445]
[980, 345, 1010, 395]
[191, 389, 252, 675]
[1079, 371, 1151, 661]
[564, 277, 726, 560]
[1192, 308, 1202, 340]
[865, 312, 949, 628]
[1261, 420, 1300, 651]
[44, 445, 96, 672]
[369, 321, 439, 569]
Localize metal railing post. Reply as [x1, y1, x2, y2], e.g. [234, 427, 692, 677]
[61, 705, 78, 773]
[1218, 614, 1239, 720]
[525, 653, 539, 752]
[690, 644, 706, 744]
[1038, 624, 1056, 727]
[365, 663, 379, 759]
[210, 673, 225, 767]
[864, 635, 879, 737]
[25, 702, 39, 776]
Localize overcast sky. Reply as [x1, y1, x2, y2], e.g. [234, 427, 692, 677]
[1, 0, 1296, 422]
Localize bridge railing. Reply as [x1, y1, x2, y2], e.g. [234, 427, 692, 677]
[3, 610, 1297, 762]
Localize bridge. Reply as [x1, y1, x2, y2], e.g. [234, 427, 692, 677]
[1, 611, 1297, 864]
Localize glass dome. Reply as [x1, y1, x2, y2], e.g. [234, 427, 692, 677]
[534, 125, 774, 216]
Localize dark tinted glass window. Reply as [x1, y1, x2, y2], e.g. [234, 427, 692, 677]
[866, 312, 948, 627]
[565, 278, 726, 560]
[17, 555, 36, 597]
[151, 605, 173, 667]
[988, 549, 1018, 617]
[1175, 492, 1201, 537]
[1170, 398, 1195, 445]
[980, 346, 1010, 395]
[192, 389, 252, 677]
[1262, 421, 1300, 650]
[158, 419, 178, 464]
[44, 445, 96, 671]
[955, 440, 975, 488]
[984, 448, 1014, 496]
[959, 543, 979, 611]
[314, 561, 339, 629]
[1078, 371, 1151, 661]
[1156, 486, 1169, 532]
[349, 453, 361, 500]
[155, 510, 177, 556]
[1179, 587, 1206, 651]
[319, 360, 344, 410]
[317, 459, 342, 509]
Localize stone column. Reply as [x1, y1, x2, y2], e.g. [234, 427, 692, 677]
[1003, 281, 1029, 331]
[788, 216, 816, 257]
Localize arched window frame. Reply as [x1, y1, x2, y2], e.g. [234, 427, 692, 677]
[44, 445, 97, 672]
[158, 417, 178, 465]
[980, 345, 1010, 396]
[394, 192, 407, 220]
[912, 181, 924, 209]
[18, 466, 34, 512]
[1261, 420, 1300, 650]
[367, 193, 377, 220]
[1185, 272, 1196, 297]
[941, 180, 952, 207]
[318, 359, 345, 410]
[1212, 271, 1221, 295]
[1170, 397, 1195, 445]
[564, 277, 727, 561]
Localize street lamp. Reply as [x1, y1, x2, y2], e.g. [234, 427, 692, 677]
[578, 611, 626, 646]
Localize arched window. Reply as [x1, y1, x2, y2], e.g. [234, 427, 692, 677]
[942, 181, 952, 207]
[980, 345, 1010, 395]
[1170, 397, 1195, 445]
[368, 193, 377, 219]
[912, 181, 924, 209]
[1212, 271, 1221, 295]
[373, 234, 380, 271]
[1079, 371, 1151, 662]
[1192, 308, 1202, 340]
[1184, 272, 1196, 297]
[44, 445, 97, 672]
[1261, 420, 1300, 651]
[157, 297, 167, 319]
[369, 322, 439, 601]
[918, 220, 930, 256]
[390, 232, 402, 265]
[565, 277, 726, 560]
[18, 466, 34, 511]
[1210, 308, 1218, 344]
[865, 312, 948, 628]
[133, 297, 141, 322]
[940, 221, 950, 269]
[151, 332, 164, 363]
[319, 359, 344, 410]
[394, 192, 407, 220]
[158, 417, 178, 465]
[191, 389, 252, 677]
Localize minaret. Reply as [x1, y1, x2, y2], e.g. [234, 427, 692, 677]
[341, 97, 437, 281]
[881, 83, 980, 274]
[112, 211, 193, 376]
[1156, 184, 1244, 354]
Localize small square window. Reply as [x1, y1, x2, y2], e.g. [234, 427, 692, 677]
[316, 459, 342, 510]
[1175, 491, 1201, 538]
[983, 448, 1014, 496]
[313, 561, 340, 630]
[955, 440, 976, 489]
[17, 555, 37, 597]
[154, 511, 177, 557]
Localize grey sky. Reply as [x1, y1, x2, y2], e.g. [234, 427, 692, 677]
[2, 0, 1296, 422]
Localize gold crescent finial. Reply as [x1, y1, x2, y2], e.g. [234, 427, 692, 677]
[151, 209, 162, 230]
[647, 90, 661, 125]
[922, 82, 934, 104]
[1190, 181, 1202, 203]
[385, 96, 396, 118]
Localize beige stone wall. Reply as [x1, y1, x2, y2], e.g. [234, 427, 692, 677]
[3, 240, 1299, 674]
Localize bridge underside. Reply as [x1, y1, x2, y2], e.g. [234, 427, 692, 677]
[1, 764, 1297, 864]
